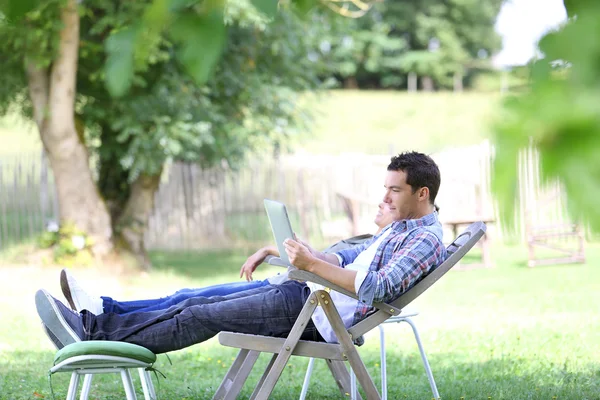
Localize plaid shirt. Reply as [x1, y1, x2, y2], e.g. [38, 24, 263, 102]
[336, 211, 447, 326]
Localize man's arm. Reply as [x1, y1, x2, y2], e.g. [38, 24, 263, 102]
[357, 231, 446, 306]
[294, 236, 341, 266]
[284, 239, 357, 293]
[239, 245, 279, 281]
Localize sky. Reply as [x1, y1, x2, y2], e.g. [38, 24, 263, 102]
[494, 0, 567, 67]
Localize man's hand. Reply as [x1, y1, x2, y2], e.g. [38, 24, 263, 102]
[292, 235, 315, 255]
[284, 238, 317, 271]
[294, 234, 341, 266]
[285, 237, 357, 293]
[239, 246, 277, 281]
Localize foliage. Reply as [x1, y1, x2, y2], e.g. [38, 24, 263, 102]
[0, 0, 63, 116]
[75, 1, 320, 185]
[0, 0, 322, 216]
[0, 0, 322, 97]
[492, 0, 600, 231]
[38, 222, 95, 266]
[310, 0, 503, 89]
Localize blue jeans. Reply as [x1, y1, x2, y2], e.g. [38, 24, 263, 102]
[102, 280, 270, 314]
[82, 281, 323, 354]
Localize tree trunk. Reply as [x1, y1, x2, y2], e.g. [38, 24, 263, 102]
[26, 0, 113, 256]
[453, 71, 463, 92]
[115, 172, 163, 270]
[343, 76, 359, 89]
[97, 123, 131, 224]
[407, 72, 418, 92]
[422, 76, 434, 92]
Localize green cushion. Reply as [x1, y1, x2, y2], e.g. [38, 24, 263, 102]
[54, 341, 156, 365]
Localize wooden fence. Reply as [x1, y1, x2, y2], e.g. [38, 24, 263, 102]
[0, 145, 581, 251]
[0, 152, 59, 249]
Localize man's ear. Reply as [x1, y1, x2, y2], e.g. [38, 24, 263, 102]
[418, 187, 429, 202]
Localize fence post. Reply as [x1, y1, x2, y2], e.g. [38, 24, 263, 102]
[40, 150, 48, 226]
[13, 160, 21, 242]
[0, 161, 3, 249]
[296, 169, 310, 240]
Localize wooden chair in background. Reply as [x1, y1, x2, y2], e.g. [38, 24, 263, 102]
[525, 192, 585, 267]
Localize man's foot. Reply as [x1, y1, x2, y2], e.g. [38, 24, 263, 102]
[35, 289, 84, 347]
[42, 323, 63, 350]
[60, 269, 104, 314]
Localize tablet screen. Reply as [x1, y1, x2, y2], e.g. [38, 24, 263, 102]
[263, 199, 295, 267]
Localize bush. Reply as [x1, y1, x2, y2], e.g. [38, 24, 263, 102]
[37, 222, 95, 266]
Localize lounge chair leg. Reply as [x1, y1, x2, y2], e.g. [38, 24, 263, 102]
[213, 349, 251, 400]
[326, 359, 361, 400]
[320, 291, 380, 400]
[253, 292, 319, 400]
[299, 358, 315, 400]
[403, 318, 440, 400]
[250, 354, 277, 400]
[222, 350, 261, 400]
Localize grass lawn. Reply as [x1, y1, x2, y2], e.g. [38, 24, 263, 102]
[0, 242, 599, 399]
[0, 91, 500, 158]
[297, 91, 500, 155]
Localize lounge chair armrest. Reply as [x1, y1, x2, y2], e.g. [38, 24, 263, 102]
[289, 270, 358, 299]
[264, 255, 289, 268]
[289, 269, 401, 316]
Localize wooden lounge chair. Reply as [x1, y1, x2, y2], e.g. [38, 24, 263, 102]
[213, 221, 487, 400]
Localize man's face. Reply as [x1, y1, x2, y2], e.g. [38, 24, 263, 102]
[382, 170, 422, 221]
[373, 202, 394, 229]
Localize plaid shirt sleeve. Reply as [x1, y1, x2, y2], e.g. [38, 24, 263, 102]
[356, 230, 446, 307]
[334, 236, 377, 267]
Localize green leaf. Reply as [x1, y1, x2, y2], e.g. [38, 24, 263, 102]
[135, 0, 172, 70]
[294, 0, 317, 15]
[105, 28, 137, 97]
[168, 0, 196, 12]
[492, 3, 600, 232]
[170, 11, 227, 86]
[251, 0, 279, 18]
[2, 0, 39, 21]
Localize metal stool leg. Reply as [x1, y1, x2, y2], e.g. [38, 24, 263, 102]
[403, 318, 440, 400]
[66, 372, 80, 400]
[139, 368, 156, 400]
[80, 374, 93, 400]
[379, 325, 387, 400]
[146, 370, 157, 400]
[350, 368, 357, 400]
[120, 369, 138, 400]
[299, 358, 315, 400]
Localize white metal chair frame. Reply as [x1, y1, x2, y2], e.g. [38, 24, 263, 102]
[299, 310, 439, 400]
[50, 355, 156, 400]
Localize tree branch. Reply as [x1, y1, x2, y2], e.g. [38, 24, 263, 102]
[25, 62, 50, 133]
[321, 0, 381, 18]
[48, 0, 80, 138]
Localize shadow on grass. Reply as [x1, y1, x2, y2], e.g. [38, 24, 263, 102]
[4, 348, 598, 400]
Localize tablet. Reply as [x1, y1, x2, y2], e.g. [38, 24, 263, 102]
[264, 199, 295, 267]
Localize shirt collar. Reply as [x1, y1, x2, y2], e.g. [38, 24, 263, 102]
[391, 210, 439, 231]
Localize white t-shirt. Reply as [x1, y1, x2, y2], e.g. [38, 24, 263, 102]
[307, 228, 392, 343]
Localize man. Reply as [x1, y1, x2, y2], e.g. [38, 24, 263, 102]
[35, 151, 447, 354]
[59, 202, 394, 316]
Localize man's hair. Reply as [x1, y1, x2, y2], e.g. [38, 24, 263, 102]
[387, 151, 441, 204]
